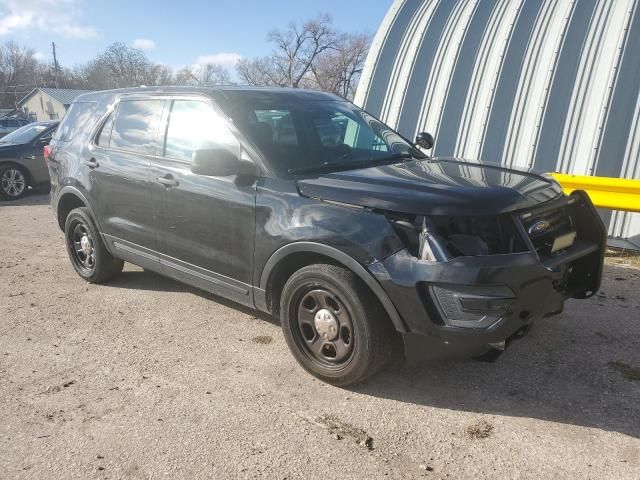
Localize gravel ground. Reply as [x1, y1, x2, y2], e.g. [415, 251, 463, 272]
[1, 193, 639, 479]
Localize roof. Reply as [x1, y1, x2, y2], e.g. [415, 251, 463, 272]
[17, 88, 93, 107]
[74, 85, 342, 105]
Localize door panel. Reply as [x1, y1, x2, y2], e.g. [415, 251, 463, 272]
[150, 158, 256, 303]
[150, 99, 256, 303]
[90, 99, 165, 251]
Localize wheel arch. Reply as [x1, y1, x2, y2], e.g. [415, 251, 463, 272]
[258, 242, 407, 333]
[56, 187, 99, 232]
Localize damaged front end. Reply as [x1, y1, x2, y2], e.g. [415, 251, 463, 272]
[369, 191, 606, 363]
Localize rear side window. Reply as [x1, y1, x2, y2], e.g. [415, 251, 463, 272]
[110, 100, 164, 155]
[163, 100, 239, 162]
[53, 101, 96, 142]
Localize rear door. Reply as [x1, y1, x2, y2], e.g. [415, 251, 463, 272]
[150, 97, 256, 305]
[89, 98, 165, 262]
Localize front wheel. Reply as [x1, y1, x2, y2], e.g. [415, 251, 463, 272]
[280, 264, 397, 386]
[64, 207, 124, 283]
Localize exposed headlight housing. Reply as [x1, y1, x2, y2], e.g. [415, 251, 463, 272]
[388, 213, 528, 260]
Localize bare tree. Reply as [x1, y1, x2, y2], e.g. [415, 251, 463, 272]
[75, 42, 174, 90]
[0, 42, 40, 108]
[268, 13, 336, 88]
[238, 14, 337, 89]
[237, 56, 286, 87]
[175, 63, 231, 86]
[310, 33, 370, 99]
[236, 14, 370, 99]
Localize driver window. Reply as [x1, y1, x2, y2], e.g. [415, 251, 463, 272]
[164, 100, 239, 162]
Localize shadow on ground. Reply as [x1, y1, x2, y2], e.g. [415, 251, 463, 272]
[0, 191, 49, 207]
[108, 267, 278, 326]
[355, 262, 640, 439]
[101, 257, 640, 439]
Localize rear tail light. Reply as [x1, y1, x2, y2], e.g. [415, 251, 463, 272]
[43, 145, 53, 165]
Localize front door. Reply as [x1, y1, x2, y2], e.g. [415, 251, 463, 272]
[150, 98, 256, 305]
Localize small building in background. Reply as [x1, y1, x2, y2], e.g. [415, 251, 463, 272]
[16, 88, 92, 122]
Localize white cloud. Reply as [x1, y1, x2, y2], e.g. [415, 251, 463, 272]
[33, 50, 45, 60]
[132, 38, 155, 50]
[0, 0, 97, 38]
[196, 52, 242, 68]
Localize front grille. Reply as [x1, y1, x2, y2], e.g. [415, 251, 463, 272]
[519, 200, 576, 259]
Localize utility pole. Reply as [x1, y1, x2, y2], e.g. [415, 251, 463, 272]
[51, 42, 59, 88]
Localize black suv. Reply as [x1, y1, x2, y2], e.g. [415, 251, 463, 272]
[48, 87, 605, 385]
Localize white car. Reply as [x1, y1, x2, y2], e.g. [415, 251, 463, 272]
[0, 118, 30, 138]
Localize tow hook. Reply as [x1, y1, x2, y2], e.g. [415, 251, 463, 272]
[473, 325, 533, 363]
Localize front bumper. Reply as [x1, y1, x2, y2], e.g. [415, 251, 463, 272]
[368, 191, 606, 363]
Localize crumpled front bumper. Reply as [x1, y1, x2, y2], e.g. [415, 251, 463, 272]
[368, 191, 606, 364]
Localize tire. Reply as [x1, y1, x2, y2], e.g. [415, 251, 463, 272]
[64, 207, 124, 283]
[0, 164, 28, 200]
[280, 264, 397, 386]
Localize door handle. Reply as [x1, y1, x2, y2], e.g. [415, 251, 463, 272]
[156, 175, 179, 187]
[22, 155, 37, 160]
[84, 158, 99, 168]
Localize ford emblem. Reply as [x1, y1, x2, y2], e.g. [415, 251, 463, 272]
[528, 220, 551, 236]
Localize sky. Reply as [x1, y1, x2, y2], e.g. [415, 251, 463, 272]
[0, 0, 392, 71]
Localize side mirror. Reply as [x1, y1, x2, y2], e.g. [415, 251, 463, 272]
[191, 149, 258, 177]
[415, 132, 434, 150]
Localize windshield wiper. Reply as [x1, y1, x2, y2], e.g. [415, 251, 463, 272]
[288, 152, 424, 175]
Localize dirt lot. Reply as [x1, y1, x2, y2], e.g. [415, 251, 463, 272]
[1, 193, 639, 479]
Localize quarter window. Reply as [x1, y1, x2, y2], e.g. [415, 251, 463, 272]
[53, 101, 96, 142]
[164, 100, 239, 162]
[110, 100, 164, 155]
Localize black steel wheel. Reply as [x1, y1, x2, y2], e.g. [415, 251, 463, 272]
[64, 207, 124, 283]
[68, 220, 96, 275]
[0, 165, 28, 200]
[280, 264, 397, 386]
[294, 288, 355, 367]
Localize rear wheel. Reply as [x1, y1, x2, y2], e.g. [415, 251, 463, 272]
[64, 207, 124, 283]
[0, 165, 28, 200]
[280, 264, 396, 386]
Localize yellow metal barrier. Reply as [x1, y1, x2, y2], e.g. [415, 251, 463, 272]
[551, 173, 640, 213]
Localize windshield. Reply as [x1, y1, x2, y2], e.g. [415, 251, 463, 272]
[0, 123, 49, 145]
[224, 99, 424, 175]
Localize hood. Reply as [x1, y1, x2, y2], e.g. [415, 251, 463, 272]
[296, 157, 563, 216]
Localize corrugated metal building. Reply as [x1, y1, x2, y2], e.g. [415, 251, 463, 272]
[355, 0, 640, 249]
